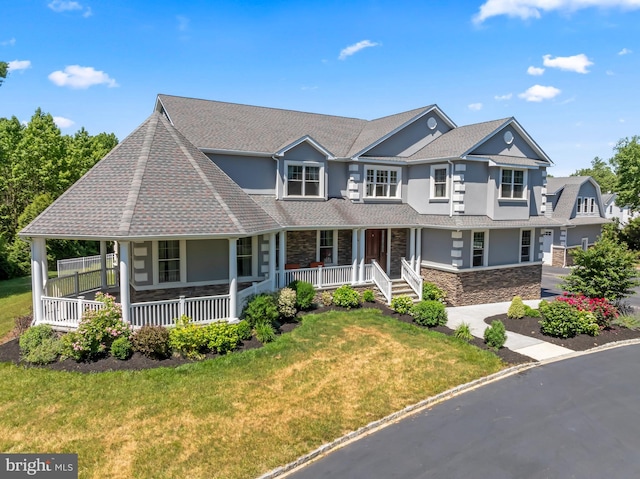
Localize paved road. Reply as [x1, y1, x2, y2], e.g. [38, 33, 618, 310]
[286, 344, 640, 479]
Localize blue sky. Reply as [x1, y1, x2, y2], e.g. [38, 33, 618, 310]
[1, 0, 639, 175]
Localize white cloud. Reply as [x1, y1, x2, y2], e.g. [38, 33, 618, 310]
[618, 48, 632, 55]
[542, 53, 593, 73]
[527, 66, 545, 76]
[48, 65, 118, 89]
[48, 0, 82, 12]
[619, 118, 625, 123]
[8, 60, 31, 71]
[83, 6, 92, 17]
[53, 116, 75, 128]
[338, 40, 379, 60]
[177, 15, 189, 32]
[473, 0, 640, 24]
[468, 103, 483, 111]
[1, 38, 16, 47]
[494, 93, 513, 101]
[606, 70, 615, 75]
[518, 84, 561, 102]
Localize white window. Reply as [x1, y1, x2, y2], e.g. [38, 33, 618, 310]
[471, 231, 488, 267]
[576, 197, 583, 213]
[500, 169, 526, 199]
[589, 197, 596, 214]
[581, 237, 589, 251]
[285, 161, 322, 197]
[364, 166, 401, 199]
[158, 240, 181, 283]
[520, 229, 532, 262]
[430, 164, 449, 199]
[237, 237, 253, 277]
[317, 230, 337, 265]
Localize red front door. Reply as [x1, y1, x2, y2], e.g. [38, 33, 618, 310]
[365, 229, 387, 271]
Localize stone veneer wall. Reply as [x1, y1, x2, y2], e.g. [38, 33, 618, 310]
[286, 231, 316, 266]
[421, 264, 542, 306]
[338, 230, 353, 265]
[131, 283, 240, 303]
[390, 229, 407, 277]
[552, 247, 566, 267]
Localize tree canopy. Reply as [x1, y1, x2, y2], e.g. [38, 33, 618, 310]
[0, 61, 7, 86]
[0, 109, 117, 279]
[571, 156, 617, 193]
[611, 136, 640, 210]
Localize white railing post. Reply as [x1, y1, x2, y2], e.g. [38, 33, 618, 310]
[229, 238, 238, 320]
[317, 265, 323, 289]
[77, 296, 85, 322]
[351, 228, 358, 285]
[100, 241, 108, 290]
[179, 296, 186, 317]
[358, 229, 366, 284]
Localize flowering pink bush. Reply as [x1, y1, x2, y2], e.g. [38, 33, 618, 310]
[556, 293, 618, 328]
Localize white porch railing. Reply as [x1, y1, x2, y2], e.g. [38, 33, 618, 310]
[130, 294, 231, 328]
[57, 253, 116, 277]
[277, 265, 369, 289]
[371, 260, 392, 304]
[40, 295, 105, 330]
[236, 278, 274, 316]
[401, 258, 423, 301]
[45, 268, 118, 298]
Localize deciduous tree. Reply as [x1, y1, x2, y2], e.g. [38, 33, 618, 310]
[571, 156, 617, 193]
[611, 136, 640, 209]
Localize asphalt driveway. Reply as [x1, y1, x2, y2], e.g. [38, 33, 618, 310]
[285, 344, 640, 479]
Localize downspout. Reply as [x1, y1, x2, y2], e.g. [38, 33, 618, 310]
[272, 155, 280, 198]
[447, 159, 455, 217]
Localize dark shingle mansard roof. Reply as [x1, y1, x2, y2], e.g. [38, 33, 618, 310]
[20, 112, 280, 240]
[545, 176, 608, 224]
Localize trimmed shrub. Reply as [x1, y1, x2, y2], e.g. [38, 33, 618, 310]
[454, 322, 473, 342]
[278, 287, 297, 319]
[362, 290, 376, 303]
[556, 293, 618, 328]
[332, 285, 361, 309]
[132, 325, 172, 359]
[110, 337, 133, 360]
[484, 320, 507, 350]
[320, 290, 333, 307]
[204, 322, 242, 354]
[524, 305, 541, 318]
[289, 280, 316, 310]
[243, 294, 279, 328]
[539, 301, 581, 338]
[169, 315, 207, 360]
[422, 282, 446, 302]
[20, 325, 61, 364]
[391, 295, 414, 315]
[255, 322, 276, 343]
[507, 296, 525, 319]
[577, 310, 599, 337]
[236, 320, 252, 340]
[410, 300, 447, 327]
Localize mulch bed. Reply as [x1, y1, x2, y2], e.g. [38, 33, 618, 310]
[0, 302, 539, 373]
[485, 313, 640, 351]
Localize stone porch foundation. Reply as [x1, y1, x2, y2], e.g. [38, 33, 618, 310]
[421, 264, 542, 306]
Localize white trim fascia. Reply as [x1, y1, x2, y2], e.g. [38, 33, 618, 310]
[155, 96, 173, 125]
[429, 163, 450, 200]
[351, 157, 409, 165]
[497, 167, 528, 201]
[353, 105, 456, 158]
[362, 164, 403, 200]
[198, 147, 274, 157]
[283, 159, 326, 199]
[275, 135, 335, 159]
[483, 158, 541, 170]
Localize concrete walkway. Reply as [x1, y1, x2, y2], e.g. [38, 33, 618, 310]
[446, 300, 574, 361]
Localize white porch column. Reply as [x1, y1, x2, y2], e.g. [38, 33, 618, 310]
[278, 231, 286, 288]
[269, 233, 277, 291]
[386, 228, 392, 275]
[100, 240, 108, 290]
[229, 238, 238, 320]
[31, 238, 46, 325]
[358, 229, 366, 284]
[119, 241, 131, 324]
[409, 228, 416, 268]
[415, 229, 422, 275]
[37, 238, 48, 290]
[351, 228, 358, 284]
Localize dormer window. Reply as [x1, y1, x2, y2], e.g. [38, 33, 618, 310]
[364, 166, 401, 199]
[500, 168, 526, 199]
[285, 161, 323, 197]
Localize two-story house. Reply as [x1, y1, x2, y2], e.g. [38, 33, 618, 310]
[21, 94, 564, 329]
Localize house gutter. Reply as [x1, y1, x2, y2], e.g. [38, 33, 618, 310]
[272, 154, 282, 198]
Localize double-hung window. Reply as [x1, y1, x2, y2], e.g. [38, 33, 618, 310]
[237, 238, 253, 277]
[520, 230, 532, 262]
[318, 230, 336, 265]
[500, 169, 526, 199]
[576, 197, 583, 214]
[364, 166, 400, 199]
[430, 164, 449, 199]
[158, 240, 180, 283]
[286, 162, 321, 197]
[472, 231, 488, 267]
[589, 197, 596, 214]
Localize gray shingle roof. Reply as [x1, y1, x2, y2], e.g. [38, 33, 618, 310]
[545, 176, 589, 195]
[466, 155, 549, 167]
[21, 112, 280, 239]
[545, 176, 606, 224]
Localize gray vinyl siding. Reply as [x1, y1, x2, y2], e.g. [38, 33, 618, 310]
[131, 241, 153, 286]
[365, 112, 451, 157]
[488, 229, 519, 265]
[462, 161, 489, 216]
[421, 228, 453, 265]
[566, 225, 602, 246]
[406, 164, 450, 215]
[529, 169, 545, 216]
[487, 166, 531, 220]
[328, 162, 349, 198]
[471, 127, 540, 159]
[574, 182, 601, 217]
[207, 154, 275, 194]
[186, 239, 228, 282]
[279, 142, 328, 199]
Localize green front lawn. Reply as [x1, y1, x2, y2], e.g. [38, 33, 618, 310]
[0, 308, 504, 479]
[0, 276, 33, 340]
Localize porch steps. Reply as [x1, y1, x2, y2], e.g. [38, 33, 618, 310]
[390, 279, 420, 302]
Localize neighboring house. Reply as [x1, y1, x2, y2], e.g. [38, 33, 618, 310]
[22, 94, 566, 329]
[542, 176, 609, 267]
[602, 193, 640, 226]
